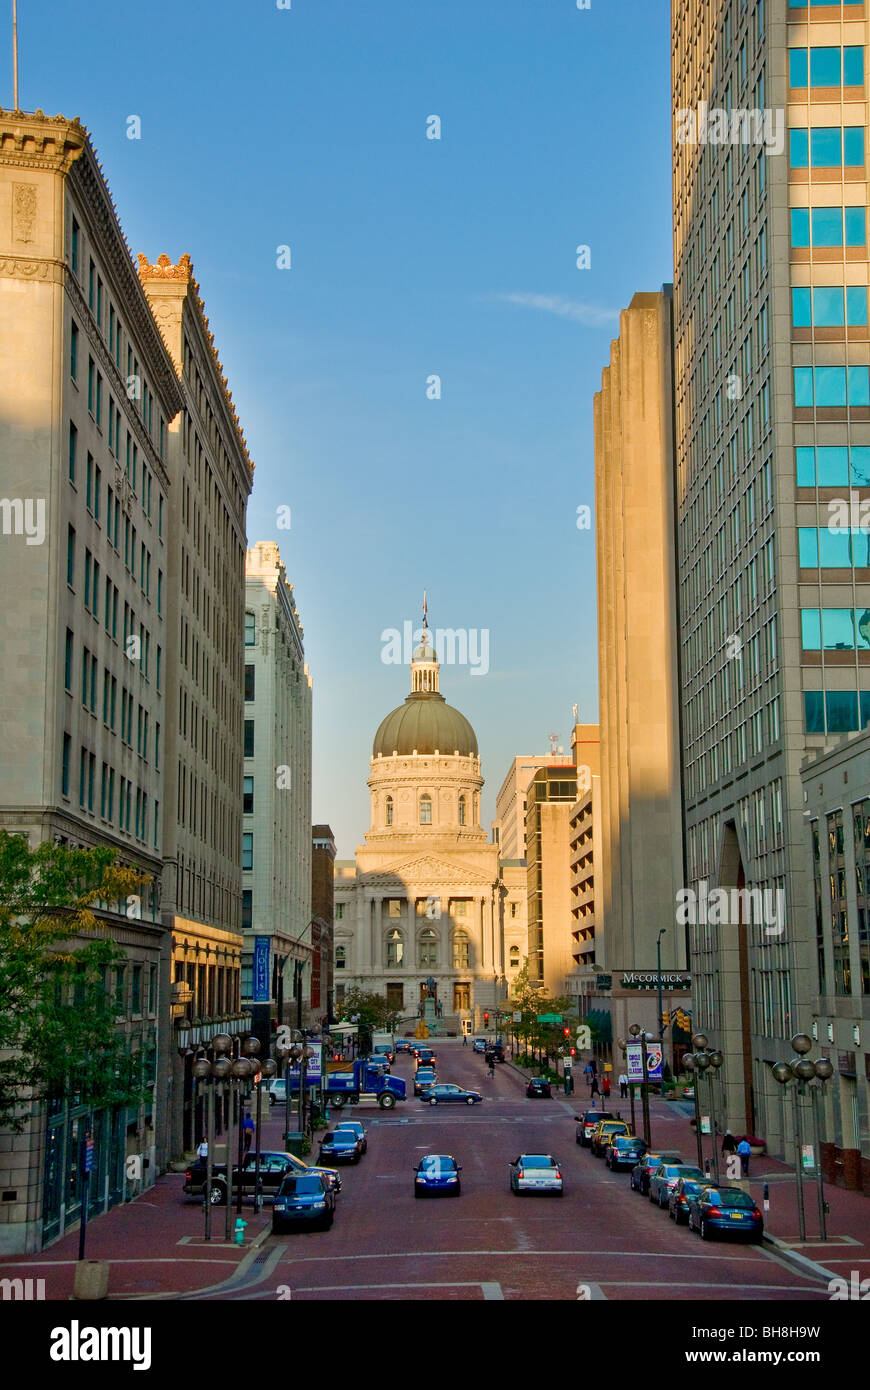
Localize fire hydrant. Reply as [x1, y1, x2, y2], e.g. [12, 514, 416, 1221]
[234, 1218, 247, 1246]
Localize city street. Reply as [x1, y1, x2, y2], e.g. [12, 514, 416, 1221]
[233, 1040, 831, 1303]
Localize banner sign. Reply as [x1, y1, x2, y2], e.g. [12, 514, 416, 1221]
[626, 1040, 664, 1083]
[286, 1042, 322, 1085]
[253, 936, 271, 1004]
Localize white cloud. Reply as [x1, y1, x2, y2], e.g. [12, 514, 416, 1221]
[488, 292, 620, 326]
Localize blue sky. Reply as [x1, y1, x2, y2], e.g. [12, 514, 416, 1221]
[14, 0, 673, 855]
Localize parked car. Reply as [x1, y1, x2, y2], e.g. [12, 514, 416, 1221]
[687, 1185, 765, 1242]
[414, 1154, 462, 1197]
[590, 1120, 630, 1157]
[649, 1162, 705, 1208]
[575, 1110, 615, 1147]
[318, 1130, 362, 1164]
[425, 1084, 483, 1106]
[509, 1154, 563, 1196]
[526, 1078, 552, 1098]
[604, 1135, 647, 1171]
[268, 1079, 287, 1107]
[668, 1176, 706, 1224]
[414, 1066, 437, 1096]
[334, 1120, 367, 1154]
[272, 1172, 335, 1233]
[472, 1038, 488, 1054]
[629, 1150, 682, 1196]
[183, 1150, 341, 1205]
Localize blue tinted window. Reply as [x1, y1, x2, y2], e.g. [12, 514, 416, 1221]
[816, 366, 847, 405]
[861, 692, 870, 728]
[789, 49, 809, 86]
[792, 288, 812, 326]
[847, 286, 868, 325]
[801, 610, 822, 649]
[794, 367, 814, 405]
[796, 446, 817, 486]
[819, 528, 856, 565]
[817, 446, 850, 485]
[850, 447, 870, 484]
[845, 207, 866, 246]
[812, 207, 842, 246]
[844, 48, 864, 86]
[850, 531, 870, 566]
[800, 689, 817, 733]
[827, 691, 859, 731]
[810, 49, 840, 87]
[849, 366, 870, 405]
[792, 209, 811, 246]
[825, 609, 859, 648]
[845, 127, 865, 165]
[790, 129, 809, 167]
[811, 129, 842, 167]
[798, 528, 819, 565]
[814, 287, 845, 325]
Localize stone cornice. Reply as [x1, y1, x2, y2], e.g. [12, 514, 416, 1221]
[356, 852, 497, 889]
[0, 108, 86, 173]
[138, 252, 254, 488]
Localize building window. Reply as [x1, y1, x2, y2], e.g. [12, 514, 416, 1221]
[385, 983, 403, 1011]
[243, 776, 254, 814]
[453, 931, 470, 969]
[64, 628, 73, 692]
[453, 899, 468, 918]
[244, 611, 256, 645]
[419, 929, 438, 969]
[335, 946, 346, 971]
[453, 983, 470, 1012]
[70, 215, 79, 275]
[68, 421, 77, 482]
[242, 890, 252, 929]
[458, 794, 466, 826]
[244, 719, 254, 757]
[385, 795, 393, 826]
[70, 320, 78, 381]
[510, 902, 518, 919]
[242, 833, 253, 870]
[244, 665, 255, 701]
[61, 733, 71, 798]
[509, 945, 520, 969]
[419, 794, 432, 825]
[335, 903, 345, 920]
[388, 899, 402, 918]
[386, 929, 404, 967]
[67, 526, 76, 587]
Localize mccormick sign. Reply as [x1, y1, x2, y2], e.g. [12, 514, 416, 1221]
[620, 972, 691, 991]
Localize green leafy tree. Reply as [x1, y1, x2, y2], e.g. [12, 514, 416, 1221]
[509, 959, 574, 1065]
[0, 832, 151, 1130]
[338, 987, 401, 1056]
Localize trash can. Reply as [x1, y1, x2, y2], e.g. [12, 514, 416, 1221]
[73, 1260, 110, 1300]
[284, 1130, 305, 1159]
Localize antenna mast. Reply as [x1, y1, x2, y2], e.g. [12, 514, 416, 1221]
[12, 0, 19, 110]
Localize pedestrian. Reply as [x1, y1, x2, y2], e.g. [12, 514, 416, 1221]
[589, 1074, 600, 1100]
[463, 1031, 468, 1047]
[196, 1136, 208, 1163]
[242, 1113, 255, 1154]
[601, 1074, 612, 1101]
[737, 1136, 752, 1177]
[721, 1129, 737, 1155]
[618, 1071, 629, 1099]
[584, 1062, 593, 1086]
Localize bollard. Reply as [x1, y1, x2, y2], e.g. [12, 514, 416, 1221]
[234, 1218, 247, 1246]
[73, 1260, 110, 1300]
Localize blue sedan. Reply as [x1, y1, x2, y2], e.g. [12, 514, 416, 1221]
[687, 1185, 764, 1242]
[318, 1131, 362, 1164]
[414, 1154, 462, 1197]
[425, 1084, 483, 1106]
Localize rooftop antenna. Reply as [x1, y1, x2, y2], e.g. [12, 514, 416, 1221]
[548, 732, 559, 757]
[12, 0, 19, 110]
[572, 702, 579, 723]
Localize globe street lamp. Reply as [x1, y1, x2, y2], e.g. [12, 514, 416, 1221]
[191, 1031, 234, 1242]
[617, 1038, 637, 1137]
[683, 1034, 724, 1183]
[628, 1024, 651, 1147]
[769, 1033, 833, 1241]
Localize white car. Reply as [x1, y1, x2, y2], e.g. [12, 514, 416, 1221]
[509, 1154, 564, 1195]
[268, 1079, 287, 1106]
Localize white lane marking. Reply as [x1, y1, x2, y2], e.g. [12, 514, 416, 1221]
[481, 1282, 504, 1300]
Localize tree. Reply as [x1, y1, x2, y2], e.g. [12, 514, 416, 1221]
[337, 987, 401, 1055]
[509, 959, 574, 1065]
[0, 832, 151, 1131]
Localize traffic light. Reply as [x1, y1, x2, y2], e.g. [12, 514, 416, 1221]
[570, 1047, 576, 1056]
[563, 1027, 571, 1038]
[483, 1012, 489, 1024]
[662, 1010, 670, 1029]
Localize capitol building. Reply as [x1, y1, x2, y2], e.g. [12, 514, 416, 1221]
[333, 612, 527, 1032]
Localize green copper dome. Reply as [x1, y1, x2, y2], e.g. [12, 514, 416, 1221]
[372, 691, 478, 758]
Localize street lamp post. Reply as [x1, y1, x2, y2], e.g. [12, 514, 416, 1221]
[617, 1038, 637, 1137]
[656, 928, 666, 1047]
[682, 1034, 723, 1182]
[191, 1033, 234, 1242]
[629, 1024, 651, 1147]
[770, 1034, 833, 1242]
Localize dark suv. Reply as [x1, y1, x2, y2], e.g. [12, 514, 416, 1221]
[272, 1173, 336, 1233]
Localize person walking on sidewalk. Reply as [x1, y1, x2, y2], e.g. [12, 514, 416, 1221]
[589, 1074, 600, 1100]
[601, 1074, 612, 1102]
[242, 1113, 255, 1154]
[463, 1031, 468, 1047]
[737, 1136, 752, 1177]
[721, 1129, 737, 1156]
[618, 1071, 629, 1098]
[196, 1136, 208, 1162]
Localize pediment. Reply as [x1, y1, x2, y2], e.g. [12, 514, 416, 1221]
[357, 852, 495, 890]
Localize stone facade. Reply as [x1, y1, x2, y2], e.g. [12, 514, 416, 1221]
[240, 541, 313, 1049]
[0, 110, 184, 1252]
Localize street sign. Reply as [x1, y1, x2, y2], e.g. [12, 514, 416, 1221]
[512, 1011, 522, 1023]
[801, 1144, 815, 1171]
[83, 1138, 95, 1174]
[286, 1042, 322, 1084]
[536, 1013, 562, 1023]
[700, 1115, 711, 1135]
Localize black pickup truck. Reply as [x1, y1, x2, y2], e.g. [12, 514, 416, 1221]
[183, 1149, 341, 1205]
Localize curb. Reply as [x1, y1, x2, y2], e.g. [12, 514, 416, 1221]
[762, 1233, 838, 1285]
